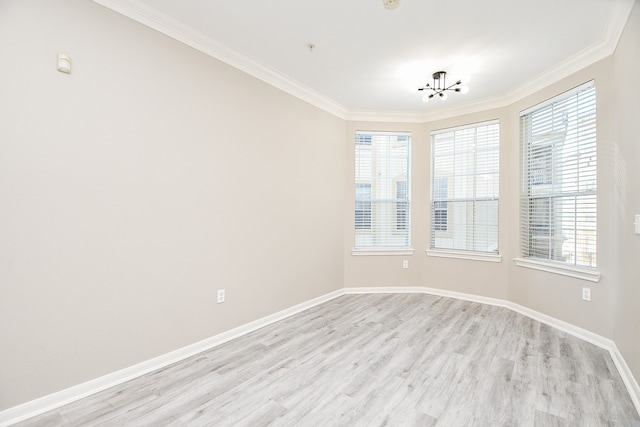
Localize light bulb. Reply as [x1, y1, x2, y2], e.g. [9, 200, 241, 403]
[460, 85, 469, 94]
[422, 93, 430, 103]
[440, 92, 448, 101]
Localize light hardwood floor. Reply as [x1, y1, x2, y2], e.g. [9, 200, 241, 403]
[15, 293, 640, 426]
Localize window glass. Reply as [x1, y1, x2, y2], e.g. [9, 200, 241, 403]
[431, 121, 500, 253]
[355, 132, 411, 250]
[520, 82, 596, 268]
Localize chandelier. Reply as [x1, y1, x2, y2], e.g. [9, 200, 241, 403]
[418, 71, 469, 102]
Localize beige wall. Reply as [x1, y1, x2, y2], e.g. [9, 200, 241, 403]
[422, 110, 510, 299]
[345, 51, 636, 344]
[344, 122, 427, 289]
[345, 58, 623, 338]
[506, 57, 618, 339]
[2, 0, 639, 415]
[0, 0, 345, 410]
[613, 0, 640, 384]
[344, 2, 639, 382]
[344, 111, 509, 301]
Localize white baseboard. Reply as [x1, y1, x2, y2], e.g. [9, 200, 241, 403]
[345, 286, 610, 346]
[609, 342, 640, 416]
[2, 286, 638, 425]
[0, 289, 344, 427]
[344, 285, 509, 308]
[344, 286, 640, 416]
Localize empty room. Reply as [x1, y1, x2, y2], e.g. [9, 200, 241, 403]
[1, 0, 640, 425]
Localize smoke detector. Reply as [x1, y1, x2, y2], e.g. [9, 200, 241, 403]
[383, 0, 400, 10]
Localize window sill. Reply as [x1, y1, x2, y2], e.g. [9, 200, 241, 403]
[426, 250, 502, 263]
[352, 249, 414, 256]
[514, 258, 601, 283]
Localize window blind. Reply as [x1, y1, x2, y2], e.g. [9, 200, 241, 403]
[355, 132, 411, 250]
[520, 82, 596, 268]
[430, 121, 500, 253]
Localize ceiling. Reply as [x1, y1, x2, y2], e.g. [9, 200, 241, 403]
[95, 0, 635, 121]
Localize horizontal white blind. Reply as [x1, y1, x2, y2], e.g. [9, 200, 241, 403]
[355, 132, 411, 250]
[431, 120, 500, 253]
[520, 83, 596, 268]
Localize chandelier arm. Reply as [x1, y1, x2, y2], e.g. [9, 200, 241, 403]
[424, 87, 456, 94]
[418, 71, 467, 102]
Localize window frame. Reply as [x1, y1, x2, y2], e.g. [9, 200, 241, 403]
[353, 131, 413, 255]
[516, 81, 600, 282]
[427, 120, 501, 261]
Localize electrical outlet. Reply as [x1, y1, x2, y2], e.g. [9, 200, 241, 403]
[217, 289, 225, 304]
[403, 260, 409, 269]
[582, 287, 591, 302]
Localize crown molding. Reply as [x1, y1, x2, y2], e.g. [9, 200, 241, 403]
[345, 109, 427, 124]
[90, 0, 349, 119]
[354, 0, 635, 124]
[91, 0, 635, 124]
[347, 92, 513, 124]
[504, 0, 635, 109]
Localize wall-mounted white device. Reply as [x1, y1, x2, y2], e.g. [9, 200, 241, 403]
[57, 54, 71, 74]
[635, 214, 640, 235]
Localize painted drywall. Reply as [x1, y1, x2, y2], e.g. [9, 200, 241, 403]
[613, 0, 640, 384]
[2, 0, 639, 416]
[0, 0, 345, 410]
[343, 122, 427, 289]
[343, 58, 622, 339]
[421, 109, 510, 300]
[505, 57, 617, 340]
[344, 110, 510, 301]
[344, 57, 631, 341]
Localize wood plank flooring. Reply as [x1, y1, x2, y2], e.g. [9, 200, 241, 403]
[15, 293, 640, 426]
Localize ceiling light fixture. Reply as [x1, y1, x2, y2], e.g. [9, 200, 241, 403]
[418, 71, 469, 102]
[383, 0, 400, 10]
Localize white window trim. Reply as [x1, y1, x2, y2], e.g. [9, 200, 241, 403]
[519, 81, 595, 116]
[514, 257, 601, 283]
[427, 249, 502, 263]
[354, 131, 412, 252]
[431, 119, 500, 135]
[430, 119, 500, 255]
[352, 248, 415, 256]
[519, 80, 597, 271]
